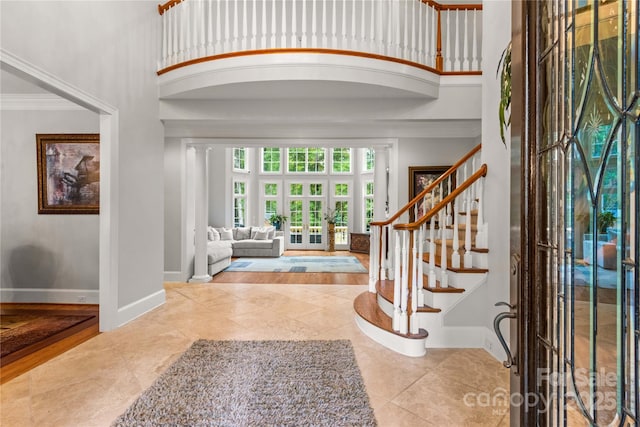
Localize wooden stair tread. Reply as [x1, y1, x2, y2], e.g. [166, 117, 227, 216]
[422, 254, 489, 273]
[376, 280, 443, 312]
[459, 209, 479, 216]
[354, 292, 428, 339]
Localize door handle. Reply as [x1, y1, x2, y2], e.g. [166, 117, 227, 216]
[493, 301, 516, 369]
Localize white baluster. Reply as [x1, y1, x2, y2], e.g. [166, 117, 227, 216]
[417, 224, 425, 306]
[453, 10, 460, 70]
[446, 177, 452, 226]
[476, 178, 487, 248]
[161, 7, 168, 68]
[400, 231, 409, 334]
[260, 0, 267, 48]
[280, 0, 287, 47]
[312, 0, 318, 47]
[393, 229, 401, 331]
[301, 0, 307, 47]
[341, 0, 347, 50]
[463, 9, 469, 71]
[270, 0, 276, 48]
[464, 179, 473, 268]
[224, 0, 231, 52]
[380, 225, 387, 281]
[290, 0, 297, 47]
[232, 0, 240, 51]
[472, 10, 479, 70]
[439, 209, 449, 287]
[351, 0, 357, 50]
[431, 5, 437, 67]
[241, 0, 248, 50]
[332, 0, 338, 47]
[428, 214, 437, 288]
[216, 0, 223, 53]
[369, 0, 375, 52]
[471, 155, 478, 209]
[451, 193, 461, 269]
[445, 10, 452, 71]
[206, 0, 213, 55]
[416, 1, 423, 64]
[250, 0, 257, 49]
[323, 0, 329, 47]
[360, 0, 366, 50]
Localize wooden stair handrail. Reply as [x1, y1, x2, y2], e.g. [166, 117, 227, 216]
[159, 0, 482, 16]
[370, 143, 481, 228]
[394, 164, 487, 231]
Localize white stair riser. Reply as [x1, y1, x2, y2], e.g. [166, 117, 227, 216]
[422, 264, 488, 287]
[423, 291, 462, 312]
[355, 315, 427, 357]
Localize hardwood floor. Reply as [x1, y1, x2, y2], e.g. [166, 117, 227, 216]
[210, 250, 370, 285]
[0, 304, 99, 384]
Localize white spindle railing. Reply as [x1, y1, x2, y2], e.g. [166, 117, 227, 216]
[368, 144, 485, 335]
[158, 0, 482, 74]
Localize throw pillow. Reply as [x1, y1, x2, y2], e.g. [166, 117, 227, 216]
[207, 226, 215, 241]
[220, 229, 234, 241]
[234, 227, 251, 241]
[210, 227, 220, 241]
[254, 230, 268, 240]
[265, 226, 276, 239]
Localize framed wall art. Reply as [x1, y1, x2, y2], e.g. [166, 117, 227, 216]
[36, 134, 100, 214]
[408, 165, 452, 222]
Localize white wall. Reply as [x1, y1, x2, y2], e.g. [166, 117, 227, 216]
[481, 0, 512, 360]
[1, 1, 165, 313]
[1, 110, 100, 302]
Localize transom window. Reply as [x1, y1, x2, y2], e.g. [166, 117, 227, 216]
[261, 148, 281, 173]
[331, 148, 352, 173]
[287, 148, 326, 173]
[233, 147, 247, 172]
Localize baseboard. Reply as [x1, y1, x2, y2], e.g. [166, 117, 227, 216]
[116, 289, 166, 327]
[483, 326, 508, 362]
[164, 270, 187, 282]
[0, 288, 99, 304]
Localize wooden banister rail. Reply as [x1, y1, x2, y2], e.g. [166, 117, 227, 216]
[394, 163, 487, 231]
[158, 0, 182, 15]
[370, 143, 481, 228]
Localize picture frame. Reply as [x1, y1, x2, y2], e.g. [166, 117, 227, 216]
[408, 165, 452, 222]
[36, 134, 100, 214]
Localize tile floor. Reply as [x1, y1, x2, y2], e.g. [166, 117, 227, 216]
[1, 282, 510, 426]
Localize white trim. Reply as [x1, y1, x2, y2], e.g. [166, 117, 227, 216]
[355, 315, 427, 357]
[0, 93, 86, 111]
[1, 49, 119, 332]
[116, 289, 166, 327]
[0, 288, 99, 304]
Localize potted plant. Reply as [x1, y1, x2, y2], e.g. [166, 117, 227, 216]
[324, 208, 340, 252]
[268, 213, 288, 231]
[597, 211, 616, 237]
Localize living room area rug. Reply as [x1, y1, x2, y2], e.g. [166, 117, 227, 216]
[224, 255, 367, 273]
[112, 340, 377, 427]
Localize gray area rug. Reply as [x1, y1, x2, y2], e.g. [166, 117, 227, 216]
[112, 340, 377, 427]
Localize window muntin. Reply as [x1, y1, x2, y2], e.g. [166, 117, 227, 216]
[363, 148, 375, 172]
[287, 148, 326, 173]
[233, 147, 247, 172]
[262, 147, 281, 173]
[331, 148, 352, 173]
[233, 180, 247, 227]
[363, 181, 374, 232]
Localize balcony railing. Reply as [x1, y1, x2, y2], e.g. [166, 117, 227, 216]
[157, 0, 482, 75]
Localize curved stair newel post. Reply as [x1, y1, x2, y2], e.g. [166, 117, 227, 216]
[476, 178, 487, 248]
[368, 225, 378, 292]
[399, 230, 409, 335]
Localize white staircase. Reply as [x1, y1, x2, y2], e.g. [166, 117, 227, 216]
[354, 144, 489, 356]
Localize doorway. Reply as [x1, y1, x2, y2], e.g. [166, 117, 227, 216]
[285, 180, 327, 250]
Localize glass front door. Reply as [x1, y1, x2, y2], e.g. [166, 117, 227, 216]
[514, 0, 639, 425]
[285, 181, 326, 250]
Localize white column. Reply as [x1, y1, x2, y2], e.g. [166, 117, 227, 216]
[189, 146, 212, 283]
[373, 146, 389, 278]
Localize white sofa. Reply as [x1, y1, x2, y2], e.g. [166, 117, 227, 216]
[206, 226, 284, 276]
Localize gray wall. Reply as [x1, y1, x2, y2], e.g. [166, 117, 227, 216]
[1, 110, 99, 296]
[164, 138, 182, 273]
[1, 1, 165, 309]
